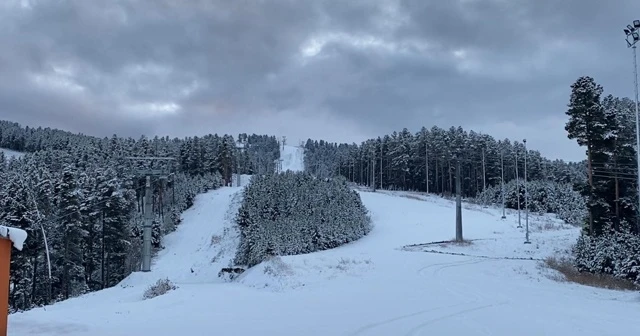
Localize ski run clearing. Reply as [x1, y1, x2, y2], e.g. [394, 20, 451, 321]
[9, 147, 640, 336]
[0, 148, 24, 160]
[279, 144, 305, 172]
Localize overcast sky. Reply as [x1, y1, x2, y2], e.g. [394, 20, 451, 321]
[1, 0, 639, 162]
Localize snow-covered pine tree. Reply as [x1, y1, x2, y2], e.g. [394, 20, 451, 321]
[54, 167, 89, 299]
[565, 76, 609, 235]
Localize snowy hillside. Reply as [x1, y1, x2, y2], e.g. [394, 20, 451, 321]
[280, 145, 304, 172]
[9, 182, 640, 335]
[0, 148, 24, 159]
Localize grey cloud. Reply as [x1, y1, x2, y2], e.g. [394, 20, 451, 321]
[0, 0, 638, 162]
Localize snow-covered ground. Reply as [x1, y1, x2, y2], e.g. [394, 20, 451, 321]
[8, 149, 640, 335]
[0, 148, 24, 159]
[280, 145, 304, 172]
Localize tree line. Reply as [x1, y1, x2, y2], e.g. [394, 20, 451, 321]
[303, 127, 586, 199]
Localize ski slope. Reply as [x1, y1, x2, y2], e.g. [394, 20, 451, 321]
[8, 150, 640, 335]
[280, 145, 304, 172]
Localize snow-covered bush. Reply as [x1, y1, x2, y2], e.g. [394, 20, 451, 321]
[475, 179, 587, 226]
[143, 278, 177, 299]
[573, 230, 640, 285]
[234, 172, 372, 267]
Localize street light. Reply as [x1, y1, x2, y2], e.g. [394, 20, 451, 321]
[515, 147, 522, 228]
[523, 139, 531, 244]
[501, 150, 506, 219]
[624, 20, 640, 232]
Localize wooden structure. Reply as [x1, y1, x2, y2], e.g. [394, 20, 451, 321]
[0, 226, 27, 336]
[0, 237, 12, 336]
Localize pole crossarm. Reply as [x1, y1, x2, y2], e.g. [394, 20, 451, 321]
[126, 157, 176, 177]
[134, 169, 169, 176]
[125, 157, 177, 160]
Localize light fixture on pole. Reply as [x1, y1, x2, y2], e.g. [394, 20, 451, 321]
[523, 139, 531, 244]
[624, 20, 640, 232]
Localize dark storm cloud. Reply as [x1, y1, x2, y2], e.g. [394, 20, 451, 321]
[1, 0, 639, 160]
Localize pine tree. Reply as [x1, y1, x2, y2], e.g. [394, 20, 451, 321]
[55, 168, 89, 299]
[565, 76, 609, 235]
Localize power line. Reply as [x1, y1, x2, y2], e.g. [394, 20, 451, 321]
[592, 173, 638, 181]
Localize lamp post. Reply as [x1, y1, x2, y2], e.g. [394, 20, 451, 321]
[624, 20, 640, 231]
[523, 139, 530, 244]
[515, 147, 522, 228]
[501, 150, 506, 219]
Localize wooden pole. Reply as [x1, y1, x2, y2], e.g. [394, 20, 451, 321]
[0, 238, 12, 336]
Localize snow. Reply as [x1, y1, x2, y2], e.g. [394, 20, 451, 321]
[0, 148, 24, 159]
[0, 225, 28, 251]
[8, 185, 640, 334]
[280, 145, 304, 172]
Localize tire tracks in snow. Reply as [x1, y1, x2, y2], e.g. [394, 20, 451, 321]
[348, 258, 499, 336]
[347, 301, 471, 336]
[403, 301, 509, 336]
[406, 257, 507, 336]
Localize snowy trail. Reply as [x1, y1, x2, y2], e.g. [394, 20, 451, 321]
[280, 145, 304, 172]
[9, 184, 640, 335]
[122, 186, 243, 287]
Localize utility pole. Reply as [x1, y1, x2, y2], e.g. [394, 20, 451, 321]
[455, 156, 463, 242]
[159, 176, 167, 229]
[501, 150, 506, 219]
[379, 140, 383, 190]
[274, 158, 283, 174]
[482, 147, 486, 191]
[236, 141, 244, 187]
[542, 159, 549, 211]
[170, 174, 175, 206]
[127, 156, 176, 272]
[351, 159, 355, 182]
[524, 139, 531, 244]
[142, 176, 153, 271]
[426, 143, 429, 194]
[623, 21, 640, 232]
[360, 154, 364, 185]
[236, 159, 241, 187]
[372, 153, 376, 192]
[515, 147, 522, 228]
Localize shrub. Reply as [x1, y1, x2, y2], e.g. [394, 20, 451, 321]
[234, 172, 371, 267]
[475, 179, 586, 226]
[143, 278, 177, 300]
[572, 230, 640, 285]
[545, 256, 638, 290]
